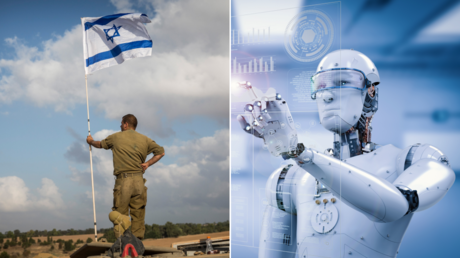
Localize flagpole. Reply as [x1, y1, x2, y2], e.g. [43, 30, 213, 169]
[85, 74, 98, 242]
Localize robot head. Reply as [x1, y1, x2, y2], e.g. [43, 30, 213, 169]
[311, 49, 379, 134]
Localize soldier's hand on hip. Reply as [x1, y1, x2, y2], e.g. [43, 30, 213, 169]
[141, 163, 149, 172]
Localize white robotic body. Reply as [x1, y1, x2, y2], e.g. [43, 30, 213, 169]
[374, 213, 414, 243]
[265, 164, 301, 214]
[395, 145, 413, 176]
[258, 205, 297, 258]
[292, 172, 408, 258]
[281, 180, 294, 214]
[316, 49, 380, 85]
[301, 152, 408, 222]
[345, 144, 400, 181]
[298, 234, 398, 258]
[266, 166, 284, 209]
[411, 144, 450, 167]
[394, 159, 455, 212]
[326, 195, 403, 257]
[384, 171, 399, 183]
[310, 202, 339, 234]
[343, 245, 367, 258]
[282, 165, 304, 214]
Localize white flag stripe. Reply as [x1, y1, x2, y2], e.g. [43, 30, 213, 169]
[86, 44, 152, 73]
[81, 13, 152, 74]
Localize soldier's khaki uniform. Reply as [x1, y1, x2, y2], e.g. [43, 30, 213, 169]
[101, 129, 164, 239]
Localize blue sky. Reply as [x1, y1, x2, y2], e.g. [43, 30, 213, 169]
[0, 0, 229, 232]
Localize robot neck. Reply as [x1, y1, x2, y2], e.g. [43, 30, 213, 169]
[333, 129, 362, 160]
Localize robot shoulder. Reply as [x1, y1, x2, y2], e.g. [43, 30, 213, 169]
[265, 163, 307, 215]
[396, 143, 450, 176]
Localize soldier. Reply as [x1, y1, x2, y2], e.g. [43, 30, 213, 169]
[86, 114, 165, 240]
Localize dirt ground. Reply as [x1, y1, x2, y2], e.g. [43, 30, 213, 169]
[1, 231, 229, 258]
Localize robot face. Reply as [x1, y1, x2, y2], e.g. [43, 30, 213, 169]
[311, 69, 366, 134]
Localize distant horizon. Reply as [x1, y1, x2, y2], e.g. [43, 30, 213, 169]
[1, 220, 230, 236]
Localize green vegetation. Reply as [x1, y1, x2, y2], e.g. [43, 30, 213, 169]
[101, 230, 116, 243]
[0, 251, 10, 258]
[144, 221, 229, 239]
[63, 240, 75, 252]
[1, 220, 229, 246]
[39, 236, 53, 246]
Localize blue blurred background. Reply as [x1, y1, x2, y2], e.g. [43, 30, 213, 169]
[231, 0, 460, 257]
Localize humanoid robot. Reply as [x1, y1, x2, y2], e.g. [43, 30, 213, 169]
[236, 49, 455, 258]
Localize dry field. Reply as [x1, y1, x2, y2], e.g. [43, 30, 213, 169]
[1, 231, 229, 258]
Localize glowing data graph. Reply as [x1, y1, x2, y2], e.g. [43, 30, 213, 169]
[232, 27, 271, 45]
[232, 56, 275, 74]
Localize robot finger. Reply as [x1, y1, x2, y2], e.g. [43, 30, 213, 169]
[260, 100, 272, 120]
[251, 119, 265, 135]
[253, 101, 262, 118]
[244, 104, 254, 113]
[237, 115, 252, 132]
[254, 112, 268, 127]
[242, 113, 255, 130]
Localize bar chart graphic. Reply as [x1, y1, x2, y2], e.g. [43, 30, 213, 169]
[232, 27, 271, 45]
[232, 56, 275, 74]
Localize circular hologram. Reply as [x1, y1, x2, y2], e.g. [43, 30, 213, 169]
[284, 9, 334, 62]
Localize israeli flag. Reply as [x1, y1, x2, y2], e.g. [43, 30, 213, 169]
[81, 13, 152, 74]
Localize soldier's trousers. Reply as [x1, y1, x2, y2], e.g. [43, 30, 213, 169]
[112, 173, 147, 239]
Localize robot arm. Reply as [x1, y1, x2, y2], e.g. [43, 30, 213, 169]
[295, 146, 455, 223]
[394, 144, 455, 212]
[296, 149, 409, 222]
[236, 82, 299, 157]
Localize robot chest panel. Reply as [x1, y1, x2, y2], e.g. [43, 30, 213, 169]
[344, 144, 401, 182]
[297, 194, 410, 258]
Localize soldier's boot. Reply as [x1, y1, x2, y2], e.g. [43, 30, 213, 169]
[109, 210, 131, 238]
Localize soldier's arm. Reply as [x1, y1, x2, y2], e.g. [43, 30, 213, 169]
[86, 135, 102, 149]
[141, 152, 165, 171]
[142, 141, 166, 171]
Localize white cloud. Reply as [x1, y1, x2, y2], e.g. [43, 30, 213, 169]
[110, 0, 136, 13]
[0, 0, 229, 137]
[144, 129, 229, 212]
[67, 128, 229, 220]
[94, 129, 118, 140]
[36, 178, 65, 210]
[0, 176, 64, 212]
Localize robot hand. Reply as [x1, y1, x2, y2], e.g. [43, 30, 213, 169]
[236, 81, 300, 158]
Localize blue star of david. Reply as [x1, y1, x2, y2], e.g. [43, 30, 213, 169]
[104, 24, 122, 43]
